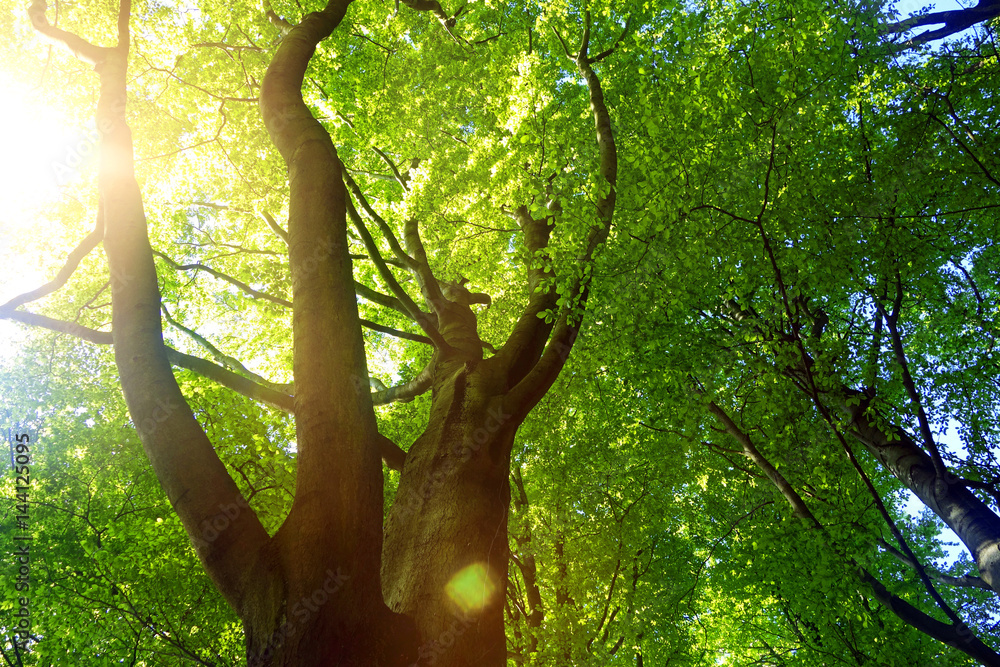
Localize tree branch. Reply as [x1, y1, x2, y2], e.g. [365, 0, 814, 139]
[498, 12, 619, 411]
[345, 195, 450, 349]
[154, 250, 293, 308]
[28, 0, 107, 65]
[402, 218, 448, 313]
[45, 0, 276, 617]
[371, 362, 434, 405]
[343, 170, 416, 269]
[359, 318, 432, 346]
[876, 538, 994, 592]
[354, 281, 412, 318]
[1, 310, 417, 476]
[263, 0, 294, 36]
[259, 210, 289, 244]
[161, 303, 290, 393]
[370, 147, 412, 192]
[707, 399, 1000, 663]
[883, 0, 1000, 47]
[0, 309, 113, 344]
[0, 214, 104, 312]
[166, 347, 294, 413]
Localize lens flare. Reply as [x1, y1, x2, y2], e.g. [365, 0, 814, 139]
[445, 562, 497, 614]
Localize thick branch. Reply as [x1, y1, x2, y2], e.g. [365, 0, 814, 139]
[0, 309, 113, 344]
[883, 0, 1000, 46]
[399, 0, 464, 42]
[503, 315, 578, 422]
[399, 0, 451, 24]
[28, 0, 106, 64]
[259, 3, 410, 650]
[859, 569, 1000, 665]
[68, 0, 274, 617]
[264, 0, 294, 36]
[491, 207, 556, 387]
[494, 14, 619, 399]
[378, 433, 406, 471]
[838, 386, 1000, 593]
[402, 218, 448, 313]
[166, 348, 294, 413]
[707, 401, 815, 521]
[371, 362, 434, 405]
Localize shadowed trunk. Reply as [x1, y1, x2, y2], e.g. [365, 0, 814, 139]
[382, 357, 520, 666]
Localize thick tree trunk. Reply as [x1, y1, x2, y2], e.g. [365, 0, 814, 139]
[254, 1, 420, 664]
[382, 359, 520, 667]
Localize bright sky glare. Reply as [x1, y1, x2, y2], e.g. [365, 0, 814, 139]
[0, 73, 72, 227]
[0, 71, 78, 361]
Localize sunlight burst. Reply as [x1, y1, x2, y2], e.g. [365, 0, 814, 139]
[0, 73, 76, 225]
[0, 72, 81, 359]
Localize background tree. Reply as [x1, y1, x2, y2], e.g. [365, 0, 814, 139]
[577, 1, 1000, 663]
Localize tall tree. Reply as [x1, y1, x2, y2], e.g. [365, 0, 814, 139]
[581, 1, 1000, 663]
[3, 0, 623, 664]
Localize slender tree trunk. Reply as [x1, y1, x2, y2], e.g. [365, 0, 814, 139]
[838, 390, 1000, 592]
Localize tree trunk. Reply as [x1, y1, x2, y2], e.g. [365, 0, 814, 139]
[27, 1, 616, 663]
[383, 358, 521, 667]
[839, 390, 1000, 592]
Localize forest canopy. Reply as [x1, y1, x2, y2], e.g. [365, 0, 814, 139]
[0, 0, 998, 665]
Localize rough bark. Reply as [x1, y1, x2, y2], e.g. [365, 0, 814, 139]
[382, 360, 517, 666]
[379, 15, 620, 666]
